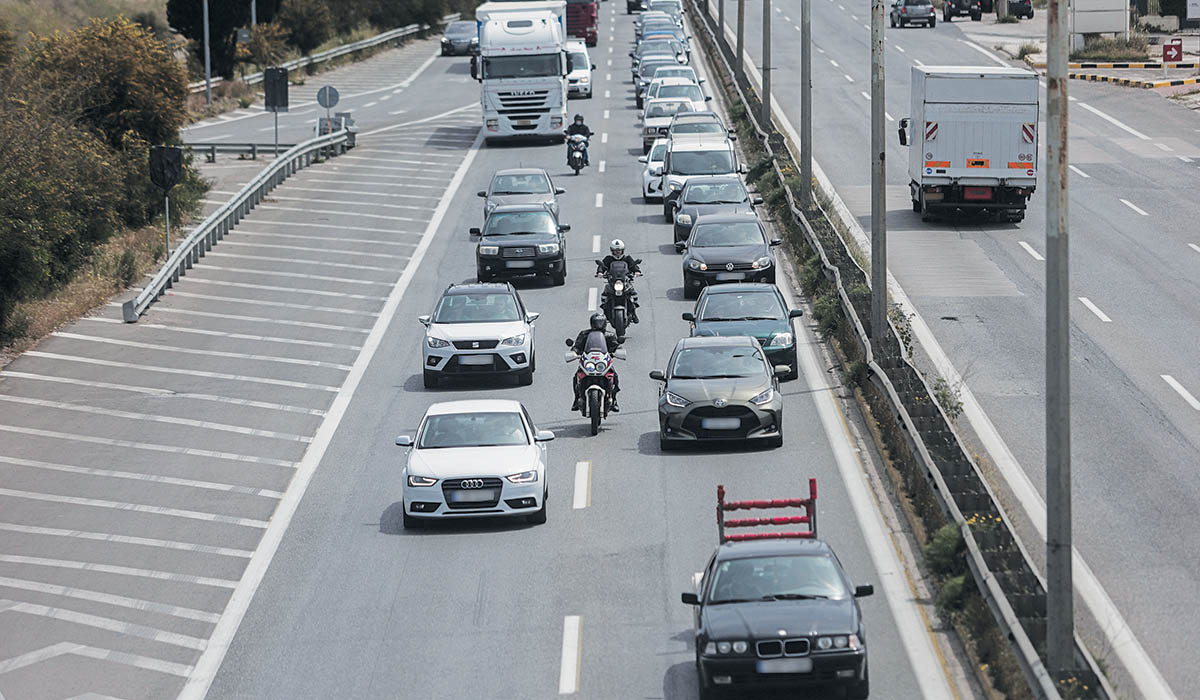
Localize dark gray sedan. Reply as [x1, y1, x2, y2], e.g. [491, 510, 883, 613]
[681, 213, 781, 299]
[672, 176, 762, 249]
[650, 335, 787, 451]
[478, 168, 565, 220]
[441, 21, 478, 55]
[890, 0, 936, 27]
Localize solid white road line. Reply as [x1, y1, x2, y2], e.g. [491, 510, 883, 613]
[0, 455, 284, 497]
[0, 488, 271, 527]
[205, 251, 397, 272]
[1154, 142, 1173, 152]
[1078, 102, 1151, 140]
[1068, 164, 1091, 178]
[225, 217, 428, 233]
[558, 615, 582, 694]
[587, 288, 599, 312]
[0, 577, 221, 623]
[573, 461, 591, 509]
[1120, 198, 1149, 216]
[177, 130, 489, 700]
[598, 160, 606, 173]
[1161, 375, 1200, 410]
[1078, 297, 1113, 323]
[0, 555, 238, 589]
[52, 332, 353, 370]
[219, 239, 409, 257]
[957, 39, 1011, 67]
[82, 316, 362, 350]
[0, 424, 297, 468]
[252, 203, 421, 223]
[1018, 241, 1046, 261]
[200, 263, 392, 288]
[595, 193, 604, 208]
[158, 291, 378, 317]
[0, 642, 192, 677]
[0, 522, 253, 558]
[23, 351, 341, 391]
[592, 235, 602, 253]
[0, 599, 210, 650]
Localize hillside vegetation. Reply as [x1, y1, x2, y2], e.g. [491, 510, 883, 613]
[0, 0, 165, 39]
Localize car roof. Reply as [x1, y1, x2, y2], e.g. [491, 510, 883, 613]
[650, 137, 669, 149]
[488, 203, 555, 214]
[651, 77, 699, 86]
[700, 282, 779, 295]
[444, 282, 514, 296]
[693, 211, 761, 225]
[683, 174, 742, 187]
[493, 167, 549, 178]
[565, 40, 587, 51]
[674, 111, 721, 120]
[715, 538, 834, 560]
[676, 335, 761, 349]
[669, 136, 734, 151]
[425, 399, 526, 416]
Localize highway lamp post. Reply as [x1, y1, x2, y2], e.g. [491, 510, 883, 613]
[251, 0, 257, 26]
[719, 0, 727, 53]
[762, 0, 771, 124]
[736, 0, 746, 77]
[869, 0, 886, 344]
[203, 0, 212, 105]
[800, 0, 812, 208]
[1045, 0, 1074, 680]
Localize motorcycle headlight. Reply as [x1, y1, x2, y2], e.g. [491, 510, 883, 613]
[426, 336, 450, 348]
[478, 245, 500, 256]
[750, 387, 775, 406]
[505, 469, 539, 483]
[584, 361, 598, 373]
[407, 475, 437, 487]
[752, 255, 773, 269]
[664, 391, 690, 407]
[675, 213, 692, 225]
[688, 259, 707, 271]
[501, 333, 526, 346]
[537, 243, 560, 255]
[768, 332, 793, 347]
[613, 280, 625, 294]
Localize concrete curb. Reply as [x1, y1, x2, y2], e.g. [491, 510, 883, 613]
[1067, 71, 1200, 88]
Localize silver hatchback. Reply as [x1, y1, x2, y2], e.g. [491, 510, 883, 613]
[890, 0, 936, 27]
[478, 168, 565, 220]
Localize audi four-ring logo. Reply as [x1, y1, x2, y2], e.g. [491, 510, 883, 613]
[460, 479, 485, 489]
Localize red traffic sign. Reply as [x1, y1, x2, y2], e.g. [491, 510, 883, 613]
[1164, 39, 1183, 63]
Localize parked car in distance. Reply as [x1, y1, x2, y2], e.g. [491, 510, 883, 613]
[672, 175, 762, 248]
[943, 0, 982, 21]
[441, 20, 478, 55]
[420, 283, 538, 388]
[1007, 0, 1033, 18]
[684, 283, 802, 380]
[472, 204, 569, 286]
[681, 212, 780, 298]
[890, 0, 936, 26]
[639, 137, 669, 203]
[478, 168, 564, 219]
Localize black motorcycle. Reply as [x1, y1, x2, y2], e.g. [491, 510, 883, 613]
[567, 134, 589, 175]
[597, 258, 642, 341]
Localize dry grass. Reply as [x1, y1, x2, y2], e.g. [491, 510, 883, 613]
[0, 0, 165, 40]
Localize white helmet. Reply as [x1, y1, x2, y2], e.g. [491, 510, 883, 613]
[610, 239, 625, 257]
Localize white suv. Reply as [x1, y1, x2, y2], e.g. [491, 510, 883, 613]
[419, 283, 538, 388]
[661, 135, 741, 221]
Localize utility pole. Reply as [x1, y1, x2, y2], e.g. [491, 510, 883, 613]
[869, 0, 886, 342]
[997, 0, 1009, 20]
[719, 0, 727, 52]
[800, 0, 812, 207]
[736, 0, 746, 77]
[203, 0, 212, 104]
[762, 0, 771, 124]
[251, 0, 258, 26]
[1046, 0, 1073, 680]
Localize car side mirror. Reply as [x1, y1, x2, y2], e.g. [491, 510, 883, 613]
[638, 155, 648, 163]
[418, 315, 431, 326]
[565, 338, 575, 347]
[854, 584, 875, 598]
[470, 56, 478, 80]
[535, 430, 555, 442]
[681, 592, 700, 605]
[698, 77, 706, 83]
[789, 309, 804, 318]
[592, 63, 597, 69]
[395, 435, 413, 447]
[526, 312, 540, 322]
[898, 117, 909, 147]
[738, 164, 748, 174]
[704, 95, 713, 101]
[469, 227, 481, 237]
[774, 365, 791, 378]
[770, 238, 782, 246]
[649, 370, 666, 381]
[614, 348, 628, 360]
[681, 312, 695, 321]
[477, 190, 487, 197]
[559, 224, 571, 232]
[555, 187, 566, 194]
[751, 196, 764, 205]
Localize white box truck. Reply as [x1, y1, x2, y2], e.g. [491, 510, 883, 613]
[899, 66, 1039, 223]
[473, 2, 569, 143]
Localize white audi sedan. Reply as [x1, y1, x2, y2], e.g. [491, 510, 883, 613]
[396, 400, 554, 528]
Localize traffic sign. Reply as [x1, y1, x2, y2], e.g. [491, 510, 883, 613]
[149, 146, 184, 192]
[264, 67, 288, 113]
[1164, 39, 1183, 63]
[317, 86, 340, 109]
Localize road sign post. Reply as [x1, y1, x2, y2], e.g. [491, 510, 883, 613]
[202, 0, 212, 104]
[264, 67, 289, 157]
[317, 85, 340, 137]
[149, 146, 184, 254]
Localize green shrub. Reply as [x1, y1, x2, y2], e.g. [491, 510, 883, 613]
[279, 0, 335, 55]
[1017, 43, 1039, 59]
[0, 18, 15, 69]
[116, 249, 137, 287]
[936, 574, 971, 613]
[925, 523, 966, 576]
[812, 294, 841, 335]
[1069, 35, 1148, 62]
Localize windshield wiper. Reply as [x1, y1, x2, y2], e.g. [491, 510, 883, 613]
[707, 598, 762, 605]
[763, 593, 830, 600]
[701, 374, 753, 379]
[739, 316, 782, 321]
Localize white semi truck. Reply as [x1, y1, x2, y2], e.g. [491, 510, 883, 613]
[898, 66, 1040, 223]
[473, 2, 569, 143]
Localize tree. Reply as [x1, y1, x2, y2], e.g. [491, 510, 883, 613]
[0, 17, 15, 70]
[248, 22, 290, 67]
[278, 0, 334, 55]
[167, 0, 251, 78]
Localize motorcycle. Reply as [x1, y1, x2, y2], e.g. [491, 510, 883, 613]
[596, 258, 642, 341]
[567, 133, 589, 175]
[564, 339, 626, 435]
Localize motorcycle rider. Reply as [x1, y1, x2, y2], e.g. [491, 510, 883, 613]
[596, 239, 641, 324]
[565, 113, 594, 166]
[570, 312, 622, 412]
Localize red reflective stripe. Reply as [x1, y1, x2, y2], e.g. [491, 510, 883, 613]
[723, 532, 816, 542]
[722, 498, 813, 510]
[925, 121, 937, 140]
[723, 515, 811, 528]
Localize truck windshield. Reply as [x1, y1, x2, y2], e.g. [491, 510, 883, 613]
[483, 55, 561, 79]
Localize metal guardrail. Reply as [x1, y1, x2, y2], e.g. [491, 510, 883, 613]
[688, 3, 1115, 699]
[188, 13, 462, 95]
[122, 128, 351, 323]
[182, 142, 300, 162]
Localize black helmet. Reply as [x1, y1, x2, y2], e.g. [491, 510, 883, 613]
[574, 114, 585, 124]
[590, 312, 607, 331]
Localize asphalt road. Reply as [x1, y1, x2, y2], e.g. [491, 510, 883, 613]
[712, 1, 1200, 695]
[0, 20, 957, 700]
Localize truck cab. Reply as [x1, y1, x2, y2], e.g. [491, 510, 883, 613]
[566, 0, 598, 46]
[474, 4, 569, 142]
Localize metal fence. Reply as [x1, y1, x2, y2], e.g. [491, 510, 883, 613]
[688, 2, 1115, 698]
[122, 128, 351, 323]
[187, 13, 462, 95]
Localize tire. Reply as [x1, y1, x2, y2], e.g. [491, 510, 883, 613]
[588, 392, 602, 435]
[663, 202, 673, 222]
[613, 308, 627, 340]
[912, 198, 922, 213]
[785, 351, 799, 381]
[530, 352, 536, 373]
[890, 15, 896, 26]
[636, 97, 643, 109]
[847, 661, 870, 699]
[899, 17, 906, 26]
[517, 368, 533, 386]
[402, 510, 423, 529]
[944, 7, 952, 20]
[659, 436, 676, 452]
[1028, 8, 1034, 17]
[423, 369, 440, 389]
[551, 266, 566, 286]
[527, 493, 548, 524]
[970, 9, 981, 20]
[929, 15, 936, 26]
[643, 142, 651, 154]
[644, 193, 653, 204]
[683, 282, 699, 300]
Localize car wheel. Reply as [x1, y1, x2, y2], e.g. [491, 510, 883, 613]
[1027, 8, 1034, 16]
[402, 510, 423, 529]
[527, 493, 548, 524]
[786, 352, 799, 381]
[551, 268, 566, 286]
[644, 193, 653, 204]
[530, 352, 537, 373]
[847, 661, 870, 699]
[929, 15, 936, 26]
[970, 9, 981, 19]
[890, 15, 896, 26]
[423, 369, 440, 389]
[899, 17, 906, 26]
[912, 198, 922, 213]
[697, 667, 724, 700]
[663, 203, 673, 222]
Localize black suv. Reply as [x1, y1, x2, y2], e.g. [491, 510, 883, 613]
[471, 204, 570, 286]
[943, 0, 982, 21]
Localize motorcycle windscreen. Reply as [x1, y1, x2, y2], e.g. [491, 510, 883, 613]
[608, 261, 629, 278]
[583, 330, 609, 353]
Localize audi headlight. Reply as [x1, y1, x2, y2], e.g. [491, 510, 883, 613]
[752, 255, 773, 269]
[688, 259, 707, 271]
[750, 387, 775, 406]
[537, 243, 560, 255]
[501, 333, 526, 346]
[478, 245, 500, 256]
[675, 213, 692, 225]
[427, 336, 450, 348]
[664, 391, 690, 407]
[505, 469, 539, 483]
[768, 331, 793, 347]
[407, 475, 437, 487]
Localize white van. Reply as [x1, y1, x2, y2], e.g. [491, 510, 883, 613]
[565, 40, 594, 99]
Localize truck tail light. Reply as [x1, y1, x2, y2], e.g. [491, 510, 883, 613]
[964, 187, 993, 201]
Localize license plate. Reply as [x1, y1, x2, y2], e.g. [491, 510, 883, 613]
[506, 260, 535, 269]
[716, 272, 745, 281]
[756, 657, 813, 674]
[458, 355, 493, 366]
[515, 119, 533, 126]
[449, 489, 497, 503]
[701, 417, 740, 430]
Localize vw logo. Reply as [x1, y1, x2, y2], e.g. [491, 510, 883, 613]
[460, 479, 485, 489]
[714, 398, 728, 408]
[726, 262, 735, 271]
[472, 341, 480, 348]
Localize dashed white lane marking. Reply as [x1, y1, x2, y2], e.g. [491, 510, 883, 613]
[1162, 375, 1200, 410]
[844, 74, 855, 83]
[587, 288, 599, 311]
[896, 45, 906, 53]
[1078, 297, 1113, 323]
[608, 46, 613, 53]
[601, 132, 608, 143]
[886, 112, 895, 122]
[598, 160, 606, 173]
[1188, 243, 1200, 254]
[0, 642, 191, 677]
[860, 91, 871, 101]
[0, 455, 283, 497]
[388, 109, 408, 115]
[606, 58, 612, 67]
[51, 332, 352, 370]
[0, 600, 209, 650]
[380, 94, 392, 101]
[784, 14, 791, 20]
[914, 58, 925, 66]
[362, 101, 378, 108]
[0, 425, 297, 468]
[830, 59, 839, 67]
[816, 46, 826, 54]
[605, 72, 611, 80]
[1154, 142, 1173, 152]
[573, 461, 591, 509]
[0, 487, 272, 529]
[23, 351, 341, 391]
[592, 235, 602, 253]
[0, 522, 252, 558]
[604, 89, 611, 98]
[558, 615, 582, 694]
[838, 3, 845, 8]
[863, 23, 870, 30]
[1177, 155, 1193, 162]
[603, 109, 610, 119]
[1120, 198, 1149, 216]
[850, 13, 859, 19]
[1068, 164, 1091, 178]
[0, 555, 238, 588]
[1078, 102, 1151, 140]
[794, 24, 800, 30]
[1018, 241, 1045, 261]
[595, 192, 604, 207]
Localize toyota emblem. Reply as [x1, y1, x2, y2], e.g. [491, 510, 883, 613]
[726, 262, 735, 271]
[714, 398, 728, 408]
[460, 479, 485, 489]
